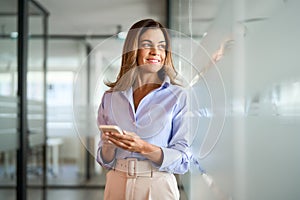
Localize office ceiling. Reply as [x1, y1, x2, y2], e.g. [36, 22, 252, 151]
[35, 0, 222, 37]
[0, 0, 284, 37]
[36, 0, 165, 35]
[0, 0, 223, 72]
[1, 0, 284, 72]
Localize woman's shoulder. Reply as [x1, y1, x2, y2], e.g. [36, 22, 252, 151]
[167, 83, 188, 98]
[100, 90, 113, 102]
[101, 89, 125, 101]
[169, 83, 183, 90]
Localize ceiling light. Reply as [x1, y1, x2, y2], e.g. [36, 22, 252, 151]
[10, 32, 18, 39]
[117, 31, 127, 40]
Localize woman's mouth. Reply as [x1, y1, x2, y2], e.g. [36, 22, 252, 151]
[147, 58, 160, 64]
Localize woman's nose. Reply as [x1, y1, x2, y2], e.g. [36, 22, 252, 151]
[150, 47, 160, 55]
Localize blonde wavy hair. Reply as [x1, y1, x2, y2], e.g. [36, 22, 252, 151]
[105, 19, 180, 91]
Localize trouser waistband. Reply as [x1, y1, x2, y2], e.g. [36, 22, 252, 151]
[114, 158, 157, 178]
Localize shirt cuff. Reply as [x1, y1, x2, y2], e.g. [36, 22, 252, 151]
[96, 147, 116, 169]
[158, 147, 182, 172]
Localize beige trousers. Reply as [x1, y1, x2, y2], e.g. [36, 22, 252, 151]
[104, 170, 180, 200]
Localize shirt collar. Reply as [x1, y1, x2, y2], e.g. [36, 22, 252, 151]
[120, 75, 171, 100]
[161, 75, 171, 88]
[122, 86, 133, 102]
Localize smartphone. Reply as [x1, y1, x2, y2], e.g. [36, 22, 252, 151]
[99, 125, 123, 135]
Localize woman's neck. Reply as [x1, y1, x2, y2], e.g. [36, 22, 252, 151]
[133, 73, 162, 90]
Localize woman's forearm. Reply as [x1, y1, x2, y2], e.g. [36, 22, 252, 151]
[140, 143, 163, 165]
[101, 144, 116, 163]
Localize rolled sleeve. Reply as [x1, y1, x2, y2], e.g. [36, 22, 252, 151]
[157, 91, 192, 174]
[96, 145, 116, 169]
[159, 146, 190, 174]
[96, 93, 115, 169]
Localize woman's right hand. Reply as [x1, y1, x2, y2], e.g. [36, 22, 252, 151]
[102, 132, 117, 149]
[101, 132, 117, 163]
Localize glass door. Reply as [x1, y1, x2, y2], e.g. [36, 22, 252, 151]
[0, 0, 19, 198]
[27, 1, 48, 199]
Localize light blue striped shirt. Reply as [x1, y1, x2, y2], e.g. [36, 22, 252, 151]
[96, 76, 192, 174]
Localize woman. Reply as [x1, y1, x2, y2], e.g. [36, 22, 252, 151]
[97, 19, 191, 200]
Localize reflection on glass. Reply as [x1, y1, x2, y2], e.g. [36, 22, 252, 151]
[27, 7, 46, 193]
[0, 3, 18, 199]
[180, 0, 300, 200]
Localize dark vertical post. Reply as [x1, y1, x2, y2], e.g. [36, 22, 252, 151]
[85, 44, 92, 180]
[17, 0, 29, 199]
[42, 13, 49, 200]
[166, 0, 171, 28]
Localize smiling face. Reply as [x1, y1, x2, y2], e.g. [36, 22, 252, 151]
[137, 28, 166, 74]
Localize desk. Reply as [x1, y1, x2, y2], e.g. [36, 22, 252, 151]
[47, 138, 63, 176]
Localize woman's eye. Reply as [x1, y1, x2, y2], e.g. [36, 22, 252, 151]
[158, 44, 166, 50]
[141, 43, 151, 48]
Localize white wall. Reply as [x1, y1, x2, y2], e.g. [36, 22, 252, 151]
[182, 0, 300, 200]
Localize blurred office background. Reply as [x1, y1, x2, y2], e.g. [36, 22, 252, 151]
[0, 0, 299, 199]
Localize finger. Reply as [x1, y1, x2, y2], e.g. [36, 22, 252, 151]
[110, 136, 135, 148]
[107, 137, 123, 147]
[109, 132, 135, 141]
[101, 132, 110, 139]
[108, 134, 139, 150]
[108, 137, 132, 150]
[123, 131, 138, 137]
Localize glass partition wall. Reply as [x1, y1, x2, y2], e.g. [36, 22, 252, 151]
[0, 2, 18, 196]
[0, 0, 48, 199]
[171, 0, 300, 200]
[27, 1, 48, 199]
